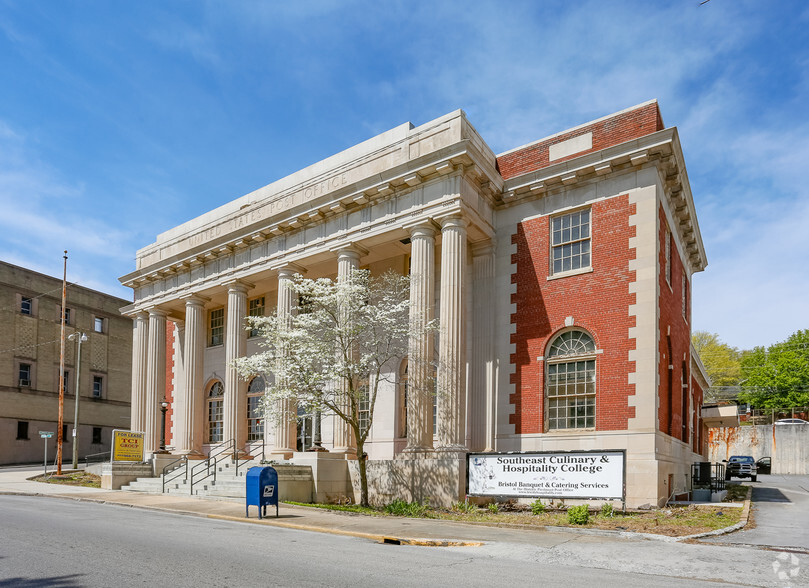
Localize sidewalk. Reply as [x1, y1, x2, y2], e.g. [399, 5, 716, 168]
[0, 465, 746, 548]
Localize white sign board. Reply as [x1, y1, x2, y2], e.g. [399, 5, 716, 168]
[467, 450, 625, 500]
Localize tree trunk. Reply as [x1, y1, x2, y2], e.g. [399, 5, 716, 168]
[356, 438, 369, 507]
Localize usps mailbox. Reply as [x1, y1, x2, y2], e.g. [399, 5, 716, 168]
[246, 466, 279, 519]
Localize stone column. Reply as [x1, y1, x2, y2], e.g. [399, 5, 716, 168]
[403, 223, 436, 455]
[145, 309, 167, 454]
[271, 267, 298, 458]
[471, 242, 495, 452]
[332, 246, 363, 456]
[436, 217, 468, 453]
[176, 295, 207, 455]
[224, 282, 250, 454]
[130, 312, 149, 435]
[171, 320, 184, 452]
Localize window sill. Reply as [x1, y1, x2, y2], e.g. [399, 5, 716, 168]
[547, 267, 593, 281]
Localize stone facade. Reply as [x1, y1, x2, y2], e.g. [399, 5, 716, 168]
[0, 261, 132, 465]
[121, 101, 708, 507]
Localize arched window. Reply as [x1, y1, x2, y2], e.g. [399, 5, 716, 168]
[546, 330, 596, 430]
[247, 377, 265, 442]
[207, 381, 224, 443]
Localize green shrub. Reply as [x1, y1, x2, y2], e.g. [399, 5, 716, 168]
[530, 499, 546, 515]
[452, 500, 476, 513]
[487, 502, 499, 514]
[567, 504, 590, 525]
[385, 499, 428, 517]
[600, 503, 614, 518]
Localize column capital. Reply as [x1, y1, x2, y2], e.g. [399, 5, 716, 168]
[223, 279, 254, 293]
[147, 307, 169, 318]
[271, 262, 307, 277]
[180, 293, 210, 306]
[403, 220, 439, 239]
[438, 215, 468, 231]
[331, 243, 369, 258]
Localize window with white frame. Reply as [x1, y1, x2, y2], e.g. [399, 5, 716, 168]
[246, 377, 265, 441]
[248, 296, 265, 338]
[546, 330, 596, 430]
[207, 381, 224, 443]
[63, 308, 72, 325]
[93, 316, 104, 333]
[358, 378, 370, 436]
[551, 209, 591, 275]
[19, 363, 32, 387]
[20, 296, 33, 316]
[209, 308, 224, 346]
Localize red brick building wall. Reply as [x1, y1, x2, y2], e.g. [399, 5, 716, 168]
[497, 102, 664, 180]
[509, 194, 637, 434]
[657, 206, 691, 442]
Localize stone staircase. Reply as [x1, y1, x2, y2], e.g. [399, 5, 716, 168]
[122, 458, 253, 500]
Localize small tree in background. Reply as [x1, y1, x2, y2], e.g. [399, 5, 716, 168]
[738, 330, 809, 409]
[235, 269, 433, 507]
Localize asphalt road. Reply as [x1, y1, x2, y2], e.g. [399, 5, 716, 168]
[1, 495, 805, 588]
[702, 474, 809, 551]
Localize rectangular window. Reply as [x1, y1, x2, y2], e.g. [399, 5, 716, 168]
[246, 395, 263, 441]
[93, 317, 104, 333]
[19, 363, 31, 387]
[209, 308, 224, 346]
[92, 427, 102, 444]
[682, 273, 688, 319]
[248, 296, 265, 338]
[547, 360, 596, 430]
[17, 421, 29, 440]
[63, 308, 71, 325]
[92, 376, 103, 398]
[20, 296, 33, 315]
[62, 424, 70, 443]
[358, 382, 370, 435]
[62, 370, 70, 394]
[665, 230, 672, 286]
[551, 209, 591, 275]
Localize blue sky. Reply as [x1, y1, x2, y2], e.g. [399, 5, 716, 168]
[0, 0, 806, 351]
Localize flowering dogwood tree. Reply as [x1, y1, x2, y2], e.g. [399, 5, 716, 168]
[235, 269, 431, 506]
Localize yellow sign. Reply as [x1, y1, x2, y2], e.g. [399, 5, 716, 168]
[112, 430, 145, 462]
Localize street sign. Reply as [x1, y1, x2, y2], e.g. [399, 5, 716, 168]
[40, 431, 54, 439]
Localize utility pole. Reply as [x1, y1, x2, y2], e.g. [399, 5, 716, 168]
[70, 331, 88, 469]
[57, 251, 67, 475]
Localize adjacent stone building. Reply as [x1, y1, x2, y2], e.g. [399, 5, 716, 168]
[121, 100, 709, 506]
[0, 261, 132, 465]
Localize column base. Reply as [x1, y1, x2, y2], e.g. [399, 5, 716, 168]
[331, 446, 358, 458]
[268, 449, 295, 460]
[434, 445, 467, 458]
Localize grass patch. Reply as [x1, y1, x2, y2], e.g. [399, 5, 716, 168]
[33, 472, 101, 488]
[283, 501, 379, 515]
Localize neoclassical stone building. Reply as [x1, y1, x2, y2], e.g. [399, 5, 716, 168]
[121, 100, 708, 506]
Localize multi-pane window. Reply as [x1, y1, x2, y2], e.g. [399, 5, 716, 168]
[207, 381, 224, 443]
[546, 330, 596, 430]
[209, 308, 224, 346]
[248, 296, 265, 338]
[92, 427, 102, 444]
[19, 363, 31, 387]
[297, 406, 313, 452]
[20, 296, 32, 315]
[17, 421, 29, 440]
[551, 209, 591, 275]
[62, 371, 70, 394]
[92, 376, 103, 398]
[247, 377, 265, 442]
[358, 379, 370, 436]
[94, 317, 104, 333]
[63, 308, 71, 325]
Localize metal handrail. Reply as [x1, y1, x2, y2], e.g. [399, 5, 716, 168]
[161, 456, 188, 493]
[189, 438, 236, 495]
[84, 451, 110, 467]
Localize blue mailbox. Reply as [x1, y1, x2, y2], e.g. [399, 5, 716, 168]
[246, 466, 279, 519]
